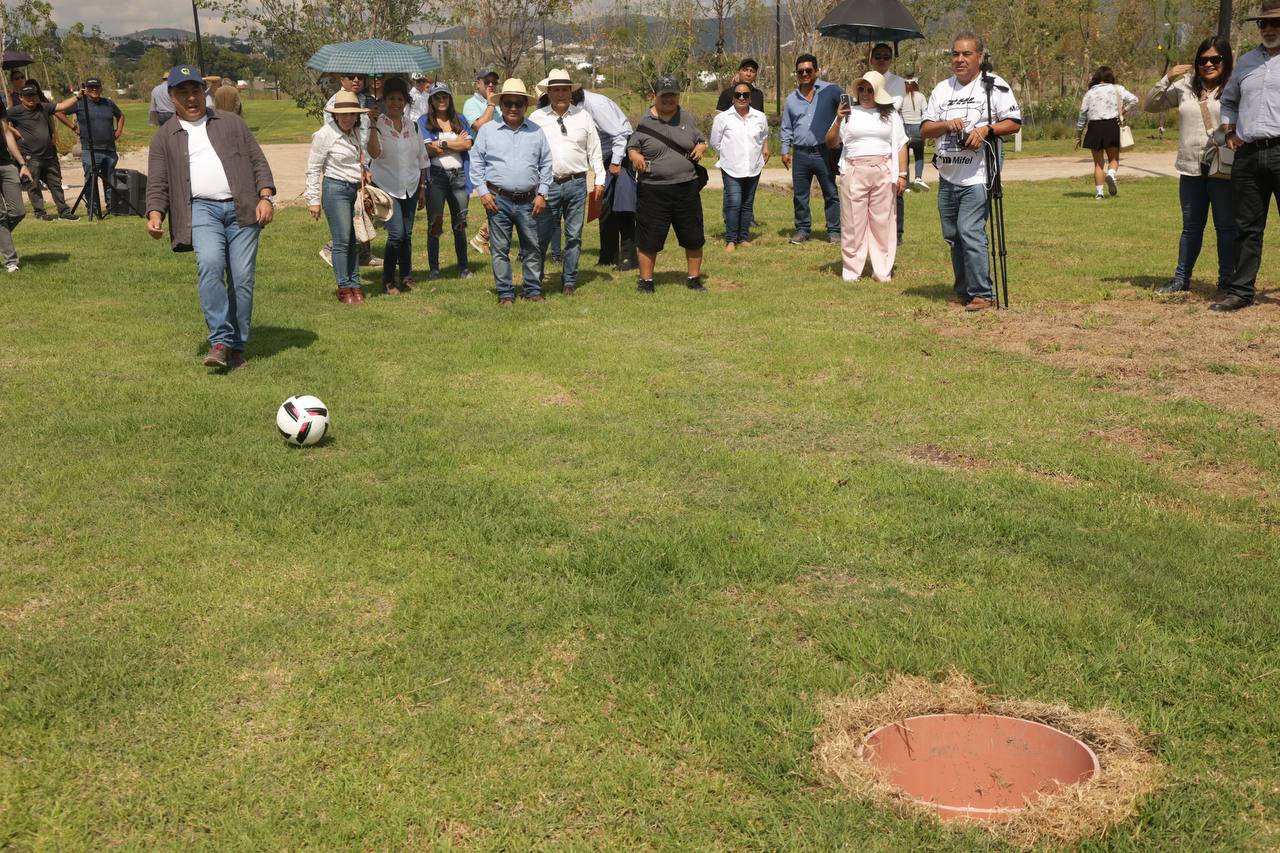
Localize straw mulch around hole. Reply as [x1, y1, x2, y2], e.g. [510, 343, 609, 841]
[814, 672, 1162, 848]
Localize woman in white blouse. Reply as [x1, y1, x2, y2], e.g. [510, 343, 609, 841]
[1076, 67, 1139, 199]
[825, 70, 908, 282]
[709, 81, 769, 251]
[306, 90, 380, 305]
[370, 77, 429, 294]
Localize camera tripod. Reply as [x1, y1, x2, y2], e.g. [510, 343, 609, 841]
[70, 93, 104, 221]
[980, 57, 1010, 309]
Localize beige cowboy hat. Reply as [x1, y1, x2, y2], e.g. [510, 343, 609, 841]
[325, 90, 369, 114]
[535, 68, 582, 96]
[1247, 0, 1280, 20]
[854, 70, 895, 107]
[495, 78, 535, 105]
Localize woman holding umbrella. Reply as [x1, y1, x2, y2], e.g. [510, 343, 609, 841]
[369, 77, 428, 294]
[826, 70, 908, 282]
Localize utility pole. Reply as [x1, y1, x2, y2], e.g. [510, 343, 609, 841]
[1219, 0, 1233, 38]
[192, 0, 206, 73]
[774, 0, 781, 115]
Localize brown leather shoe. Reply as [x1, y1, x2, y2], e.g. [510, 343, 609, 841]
[964, 296, 994, 312]
[562, 285, 575, 296]
[498, 297, 514, 306]
[946, 296, 970, 306]
[350, 288, 365, 304]
[383, 282, 402, 296]
[335, 287, 346, 303]
[227, 350, 247, 370]
[525, 294, 546, 302]
[400, 277, 415, 291]
[202, 343, 229, 368]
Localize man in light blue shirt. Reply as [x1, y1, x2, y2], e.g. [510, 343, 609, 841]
[470, 78, 552, 304]
[780, 53, 843, 243]
[1216, 0, 1280, 311]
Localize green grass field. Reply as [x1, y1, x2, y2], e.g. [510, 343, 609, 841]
[2, 177, 1278, 849]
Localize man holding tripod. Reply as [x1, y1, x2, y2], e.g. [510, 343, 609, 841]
[71, 78, 124, 218]
[920, 32, 1021, 312]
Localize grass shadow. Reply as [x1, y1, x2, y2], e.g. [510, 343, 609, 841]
[902, 283, 957, 302]
[192, 326, 319, 361]
[1063, 191, 1102, 198]
[18, 252, 71, 265]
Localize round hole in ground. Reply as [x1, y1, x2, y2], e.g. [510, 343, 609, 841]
[860, 713, 1100, 822]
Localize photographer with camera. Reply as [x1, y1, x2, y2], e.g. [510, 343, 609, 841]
[920, 33, 1021, 311]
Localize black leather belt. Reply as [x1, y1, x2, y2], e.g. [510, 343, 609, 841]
[1247, 137, 1280, 149]
[553, 172, 586, 183]
[492, 187, 536, 201]
[793, 144, 824, 152]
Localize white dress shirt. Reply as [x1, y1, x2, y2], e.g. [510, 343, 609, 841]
[180, 116, 233, 200]
[407, 86, 431, 124]
[528, 104, 606, 187]
[709, 107, 769, 178]
[305, 119, 366, 205]
[369, 113, 428, 198]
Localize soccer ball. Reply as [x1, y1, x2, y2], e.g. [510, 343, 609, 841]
[276, 395, 329, 446]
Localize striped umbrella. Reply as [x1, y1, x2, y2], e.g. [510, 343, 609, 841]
[305, 39, 440, 76]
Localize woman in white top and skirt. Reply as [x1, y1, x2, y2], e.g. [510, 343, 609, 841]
[1076, 67, 1139, 199]
[826, 70, 908, 282]
[370, 77, 429, 294]
[709, 81, 770, 250]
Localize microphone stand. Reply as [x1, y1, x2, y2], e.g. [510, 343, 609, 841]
[980, 57, 1009, 308]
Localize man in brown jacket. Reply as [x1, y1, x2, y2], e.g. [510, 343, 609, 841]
[146, 66, 275, 371]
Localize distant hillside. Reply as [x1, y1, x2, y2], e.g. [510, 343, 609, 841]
[119, 28, 195, 40]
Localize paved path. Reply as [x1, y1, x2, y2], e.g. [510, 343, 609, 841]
[65, 146, 1179, 208]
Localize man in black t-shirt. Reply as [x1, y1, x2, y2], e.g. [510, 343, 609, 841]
[70, 78, 124, 217]
[715, 58, 766, 114]
[0, 100, 36, 271]
[9, 85, 80, 220]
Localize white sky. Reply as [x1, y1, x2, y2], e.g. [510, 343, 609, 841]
[50, 1, 238, 37]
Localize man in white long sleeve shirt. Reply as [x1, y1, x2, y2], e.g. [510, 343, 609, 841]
[580, 87, 638, 269]
[530, 70, 605, 295]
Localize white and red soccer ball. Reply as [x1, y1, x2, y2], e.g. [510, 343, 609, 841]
[276, 395, 329, 446]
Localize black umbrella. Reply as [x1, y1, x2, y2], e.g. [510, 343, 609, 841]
[2, 50, 34, 71]
[817, 0, 923, 44]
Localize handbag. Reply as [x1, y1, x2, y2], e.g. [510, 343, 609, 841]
[1114, 85, 1135, 149]
[632, 118, 709, 191]
[353, 141, 394, 243]
[1197, 97, 1233, 180]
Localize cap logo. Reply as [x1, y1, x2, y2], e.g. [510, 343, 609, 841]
[181, 68, 190, 75]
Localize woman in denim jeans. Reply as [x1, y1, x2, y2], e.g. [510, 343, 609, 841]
[370, 78, 428, 294]
[1143, 36, 1237, 293]
[419, 83, 473, 278]
[709, 81, 769, 251]
[306, 91, 379, 304]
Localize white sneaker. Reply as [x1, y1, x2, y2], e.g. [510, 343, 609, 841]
[911, 178, 929, 191]
[1105, 171, 1118, 196]
[5, 260, 19, 273]
[1094, 192, 1104, 201]
[319, 246, 333, 267]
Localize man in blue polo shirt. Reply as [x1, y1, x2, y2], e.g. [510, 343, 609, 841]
[71, 77, 124, 217]
[780, 53, 842, 243]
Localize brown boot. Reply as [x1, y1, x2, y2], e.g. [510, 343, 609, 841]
[350, 287, 365, 305]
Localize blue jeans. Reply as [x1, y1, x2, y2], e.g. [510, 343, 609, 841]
[721, 172, 760, 244]
[487, 194, 542, 299]
[904, 124, 925, 180]
[537, 176, 587, 287]
[937, 179, 992, 301]
[322, 177, 361, 290]
[383, 194, 418, 284]
[426, 167, 469, 273]
[1176, 175, 1237, 287]
[82, 149, 117, 216]
[191, 198, 260, 350]
[791, 147, 840, 236]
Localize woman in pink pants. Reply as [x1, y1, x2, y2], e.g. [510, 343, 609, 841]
[826, 70, 908, 282]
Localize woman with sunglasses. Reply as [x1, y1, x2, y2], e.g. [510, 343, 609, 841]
[369, 77, 428, 295]
[1076, 67, 1139, 199]
[709, 81, 769, 250]
[419, 83, 473, 279]
[1144, 36, 1236, 294]
[826, 70, 907, 283]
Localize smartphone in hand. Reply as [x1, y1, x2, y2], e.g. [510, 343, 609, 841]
[840, 93, 855, 109]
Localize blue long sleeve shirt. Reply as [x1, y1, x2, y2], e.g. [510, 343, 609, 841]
[780, 79, 843, 154]
[469, 117, 552, 198]
[1221, 45, 1280, 143]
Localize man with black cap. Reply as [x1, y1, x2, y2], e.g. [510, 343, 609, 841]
[7, 85, 80, 221]
[0, 97, 35, 272]
[1215, 0, 1280, 312]
[715, 58, 765, 114]
[146, 66, 276, 371]
[71, 77, 124, 217]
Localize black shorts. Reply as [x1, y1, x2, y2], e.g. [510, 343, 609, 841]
[635, 180, 705, 254]
[1083, 118, 1121, 151]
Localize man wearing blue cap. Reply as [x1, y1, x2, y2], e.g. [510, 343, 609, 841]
[146, 66, 276, 372]
[71, 77, 124, 217]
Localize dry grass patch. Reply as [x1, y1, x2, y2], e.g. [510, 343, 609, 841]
[815, 671, 1161, 849]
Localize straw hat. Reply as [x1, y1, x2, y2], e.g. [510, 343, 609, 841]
[854, 70, 894, 106]
[325, 90, 369, 114]
[535, 68, 582, 95]
[495, 78, 535, 105]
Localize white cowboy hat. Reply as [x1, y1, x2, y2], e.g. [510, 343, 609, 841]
[535, 69, 582, 95]
[324, 90, 369, 114]
[855, 70, 894, 107]
[495, 78, 536, 105]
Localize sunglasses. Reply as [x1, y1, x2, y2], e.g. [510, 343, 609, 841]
[1260, 18, 1280, 27]
[341, 75, 366, 81]
[556, 114, 568, 134]
[732, 91, 752, 99]
[500, 100, 524, 109]
[856, 85, 874, 93]
[796, 67, 816, 75]
[872, 53, 892, 60]
[1197, 55, 1224, 65]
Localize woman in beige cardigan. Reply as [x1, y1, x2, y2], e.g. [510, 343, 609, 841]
[1144, 36, 1237, 294]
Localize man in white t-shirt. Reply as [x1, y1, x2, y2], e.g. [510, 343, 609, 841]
[870, 43, 908, 244]
[920, 32, 1021, 311]
[146, 66, 276, 371]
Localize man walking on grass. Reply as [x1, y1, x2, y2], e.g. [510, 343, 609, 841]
[1215, 0, 1280, 312]
[8, 85, 80, 221]
[920, 32, 1021, 312]
[0, 98, 35, 272]
[780, 54, 843, 244]
[146, 66, 276, 371]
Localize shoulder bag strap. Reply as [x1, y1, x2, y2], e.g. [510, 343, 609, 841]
[633, 117, 693, 157]
[1197, 95, 1216, 133]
